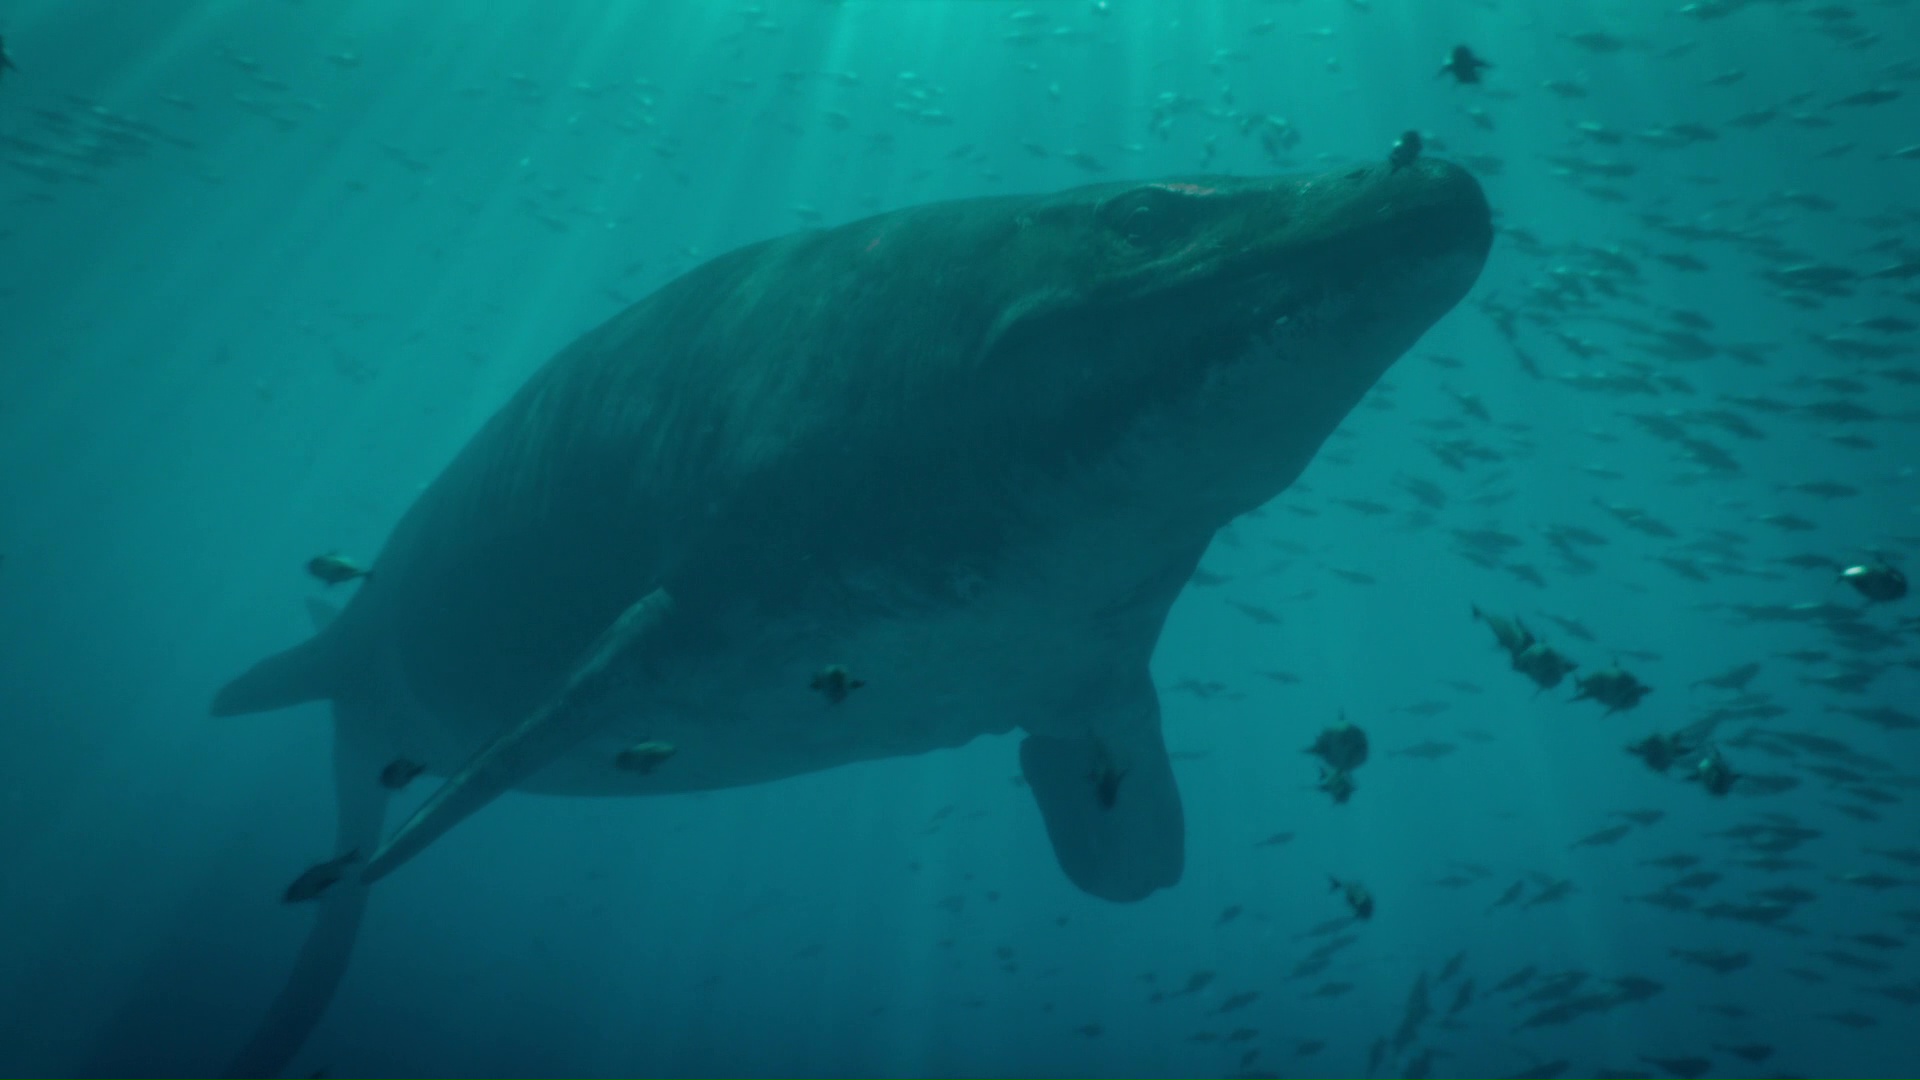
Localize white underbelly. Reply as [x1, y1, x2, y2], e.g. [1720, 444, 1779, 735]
[378, 482, 1206, 798]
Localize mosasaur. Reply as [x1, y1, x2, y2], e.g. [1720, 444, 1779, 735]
[211, 157, 1492, 1075]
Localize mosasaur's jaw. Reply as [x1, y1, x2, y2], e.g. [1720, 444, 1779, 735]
[981, 158, 1492, 516]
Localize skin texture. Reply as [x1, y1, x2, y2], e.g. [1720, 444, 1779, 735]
[210, 158, 1491, 1076]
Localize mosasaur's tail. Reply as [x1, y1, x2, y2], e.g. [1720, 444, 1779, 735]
[215, 599, 389, 1077]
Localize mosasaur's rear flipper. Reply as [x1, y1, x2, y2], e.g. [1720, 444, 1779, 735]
[1020, 678, 1184, 902]
[360, 588, 674, 885]
[212, 637, 337, 717]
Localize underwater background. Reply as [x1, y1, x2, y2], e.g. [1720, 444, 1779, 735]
[2, 0, 1918, 1077]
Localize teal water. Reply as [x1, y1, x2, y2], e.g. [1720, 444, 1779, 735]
[0, 2, 1916, 1077]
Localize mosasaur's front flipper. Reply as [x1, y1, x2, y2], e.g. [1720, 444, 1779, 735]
[361, 588, 674, 885]
[1020, 676, 1184, 902]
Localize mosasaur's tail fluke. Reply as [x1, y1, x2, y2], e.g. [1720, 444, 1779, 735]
[223, 705, 390, 1077]
[218, 597, 387, 1076]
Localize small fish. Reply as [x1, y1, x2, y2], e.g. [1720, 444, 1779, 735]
[378, 758, 425, 790]
[1229, 599, 1281, 624]
[1572, 823, 1632, 848]
[614, 740, 677, 774]
[1332, 497, 1393, 517]
[1864, 847, 1920, 869]
[1438, 44, 1492, 85]
[1447, 977, 1477, 1017]
[1513, 642, 1579, 692]
[1566, 30, 1629, 52]
[1471, 604, 1535, 658]
[1506, 1061, 1569, 1080]
[1637, 888, 1694, 912]
[1389, 130, 1424, 171]
[306, 553, 371, 586]
[1215, 990, 1260, 1014]
[1684, 747, 1740, 797]
[1670, 946, 1749, 973]
[809, 664, 865, 703]
[1830, 88, 1901, 109]
[1491, 964, 1537, 993]
[1641, 1054, 1712, 1079]
[1716, 1043, 1773, 1064]
[1329, 876, 1374, 919]
[1840, 561, 1907, 603]
[1537, 612, 1597, 642]
[1834, 871, 1909, 891]
[1176, 970, 1216, 995]
[1856, 316, 1915, 334]
[1305, 712, 1369, 772]
[1779, 480, 1859, 500]
[1523, 877, 1574, 909]
[1317, 766, 1356, 804]
[283, 850, 360, 903]
[1596, 500, 1678, 538]
[1571, 665, 1651, 715]
[1090, 757, 1125, 808]
[1691, 662, 1760, 691]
